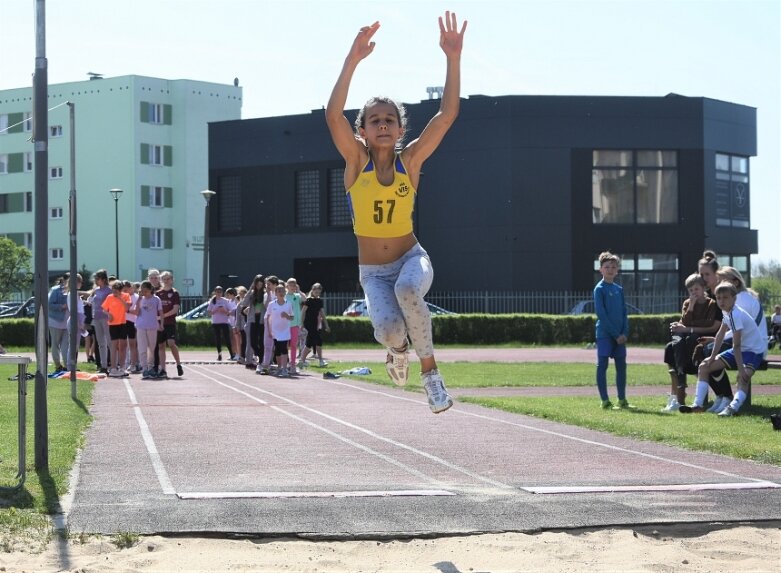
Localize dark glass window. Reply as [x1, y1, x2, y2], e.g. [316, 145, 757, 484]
[327, 168, 351, 227]
[218, 175, 242, 232]
[295, 170, 320, 228]
[714, 153, 750, 228]
[592, 150, 678, 224]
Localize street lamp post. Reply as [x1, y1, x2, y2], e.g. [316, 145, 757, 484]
[200, 189, 216, 298]
[109, 188, 123, 276]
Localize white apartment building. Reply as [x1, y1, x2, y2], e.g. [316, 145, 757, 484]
[0, 74, 242, 295]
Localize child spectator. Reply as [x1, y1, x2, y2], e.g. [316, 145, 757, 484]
[130, 281, 162, 379]
[662, 273, 719, 412]
[772, 305, 781, 345]
[64, 273, 85, 372]
[593, 251, 633, 409]
[225, 287, 240, 361]
[300, 283, 330, 368]
[207, 286, 234, 361]
[102, 280, 130, 377]
[680, 281, 767, 416]
[157, 271, 184, 378]
[264, 284, 294, 377]
[47, 275, 68, 372]
[259, 276, 281, 373]
[234, 286, 248, 364]
[123, 280, 141, 373]
[285, 278, 304, 374]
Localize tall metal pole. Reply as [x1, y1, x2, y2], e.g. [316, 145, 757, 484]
[33, 0, 49, 470]
[109, 188, 123, 277]
[67, 102, 78, 400]
[200, 190, 216, 298]
[114, 199, 119, 276]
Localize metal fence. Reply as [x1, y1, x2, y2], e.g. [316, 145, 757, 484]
[179, 290, 690, 317]
[9, 290, 781, 318]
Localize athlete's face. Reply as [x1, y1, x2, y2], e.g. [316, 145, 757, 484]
[360, 103, 403, 147]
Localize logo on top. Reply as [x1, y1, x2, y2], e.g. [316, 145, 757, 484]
[396, 183, 410, 198]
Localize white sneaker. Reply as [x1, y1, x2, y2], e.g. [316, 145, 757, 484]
[718, 405, 738, 417]
[385, 347, 409, 386]
[422, 369, 453, 414]
[714, 397, 732, 414]
[318, 359, 328, 368]
[661, 396, 680, 412]
[108, 368, 124, 378]
[278, 367, 290, 378]
[706, 396, 728, 413]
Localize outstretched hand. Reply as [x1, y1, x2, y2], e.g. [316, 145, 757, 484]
[348, 21, 380, 63]
[439, 11, 467, 57]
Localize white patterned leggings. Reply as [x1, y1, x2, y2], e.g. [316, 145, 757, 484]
[359, 243, 434, 359]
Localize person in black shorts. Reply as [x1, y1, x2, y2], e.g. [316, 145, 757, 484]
[156, 270, 184, 378]
[299, 283, 330, 368]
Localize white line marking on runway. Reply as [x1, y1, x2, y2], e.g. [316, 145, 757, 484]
[123, 380, 176, 495]
[197, 366, 516, 492]
[177, 489, 455, 500]
[326, 379, 780, 486]
[522, 481, 781, 494]
[191, 368, 449, 488]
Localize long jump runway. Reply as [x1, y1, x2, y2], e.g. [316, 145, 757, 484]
[66, 364, 781, 536]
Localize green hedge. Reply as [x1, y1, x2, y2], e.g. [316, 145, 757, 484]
[0, 314, 681, 347]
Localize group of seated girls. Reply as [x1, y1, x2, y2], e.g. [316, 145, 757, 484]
[662, 253, 767, 416]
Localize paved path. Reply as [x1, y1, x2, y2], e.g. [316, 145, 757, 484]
[64, 354, 781, 538]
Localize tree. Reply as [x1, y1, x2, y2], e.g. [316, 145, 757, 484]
[752, 259, 781, 281]
[0, 237, 33, 299]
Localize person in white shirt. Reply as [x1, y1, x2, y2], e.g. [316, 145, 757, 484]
[263, 284, 294, 378]
[681, 281, 767, 417]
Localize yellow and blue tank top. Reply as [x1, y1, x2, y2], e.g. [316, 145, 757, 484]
[347, 154, 416, 238]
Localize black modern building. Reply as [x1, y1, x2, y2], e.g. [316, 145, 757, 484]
[207, 94, 757, 296]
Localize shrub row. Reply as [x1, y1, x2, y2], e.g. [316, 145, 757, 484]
[0, 314, 680, 347]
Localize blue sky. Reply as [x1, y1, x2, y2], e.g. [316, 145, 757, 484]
[3, 0, 779, 264]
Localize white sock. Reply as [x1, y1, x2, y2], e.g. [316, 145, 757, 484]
[694, 381, 709, 407]
[731, 390, 747, 412]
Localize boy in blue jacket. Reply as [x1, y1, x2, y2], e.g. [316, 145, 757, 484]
[594, 251, 634, 410]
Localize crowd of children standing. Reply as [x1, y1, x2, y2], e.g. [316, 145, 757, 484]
[208, 275, 330, 377]
[47, 268, 184, 379]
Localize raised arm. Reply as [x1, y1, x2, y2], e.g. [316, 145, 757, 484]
[402, 11, 467, 173]
[325, 21, 380, 165]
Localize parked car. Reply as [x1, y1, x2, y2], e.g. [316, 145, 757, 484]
[342, 299, 456, 317]
[0, 301, 22, 314]
[0, 297, 35, 319]
[177, 301, 210, 320]
[567, 300, 644, 315]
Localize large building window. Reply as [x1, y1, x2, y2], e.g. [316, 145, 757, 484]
[140, 143, 173, 166]
[592, 150, 678, 224]
[140, 101, 172, 125]
[327, 168, 351, 227]
[715, 153, 749, 228]
[141, 227, 173, 249]
[217, 175, 241, 231]
[295, 170, 320, 228]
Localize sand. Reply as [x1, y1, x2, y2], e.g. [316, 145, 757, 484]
[1, 524, 779, 572]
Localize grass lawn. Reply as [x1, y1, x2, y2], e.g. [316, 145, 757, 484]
[0, 363, 95, 551]
[324, 359, 781, 389]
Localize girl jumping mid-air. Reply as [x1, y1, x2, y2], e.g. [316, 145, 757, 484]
[325, 11, 467, 413]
